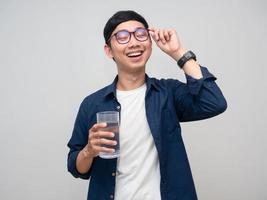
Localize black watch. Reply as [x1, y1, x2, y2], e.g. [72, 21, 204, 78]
[177, 51, 197, 69]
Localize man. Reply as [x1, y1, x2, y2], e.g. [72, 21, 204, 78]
[67, 10, 227, 200]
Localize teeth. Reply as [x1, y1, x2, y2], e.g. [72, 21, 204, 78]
[127, 51, 142, 57]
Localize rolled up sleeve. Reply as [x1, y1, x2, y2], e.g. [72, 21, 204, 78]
[67, 150, 91, 179]
[67, 100, 92, 179]
[173, 66, 227, 122]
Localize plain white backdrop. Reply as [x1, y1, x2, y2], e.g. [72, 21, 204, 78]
[0, 0, 266, 199]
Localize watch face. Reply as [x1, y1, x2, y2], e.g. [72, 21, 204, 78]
[185, 51, 196, 60]
[185, 52, 191, 59]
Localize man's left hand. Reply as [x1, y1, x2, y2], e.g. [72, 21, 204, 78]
[149, 28, 186, 61]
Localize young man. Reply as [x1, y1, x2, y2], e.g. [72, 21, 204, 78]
[67, 10, 227, 200]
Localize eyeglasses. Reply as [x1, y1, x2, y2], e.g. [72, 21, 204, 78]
[108, 27, 150, 44]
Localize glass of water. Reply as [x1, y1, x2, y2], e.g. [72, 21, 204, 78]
[96, 111, 120, 159]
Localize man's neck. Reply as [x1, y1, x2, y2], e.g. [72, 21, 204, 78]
[116, 70, 146, 91]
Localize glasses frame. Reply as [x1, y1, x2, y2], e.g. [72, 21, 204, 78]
[108, 27, 150, 44]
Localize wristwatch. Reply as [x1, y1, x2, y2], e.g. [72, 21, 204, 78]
[177, 51, 197, 69]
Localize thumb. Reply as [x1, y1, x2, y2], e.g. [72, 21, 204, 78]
[149, 30, 158, 43]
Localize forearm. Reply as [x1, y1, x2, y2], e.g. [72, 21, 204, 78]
[76, 147, 94, 174]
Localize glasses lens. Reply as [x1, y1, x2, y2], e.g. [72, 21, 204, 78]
[135, 28, 149, 41]
[115, 30, 130, 44]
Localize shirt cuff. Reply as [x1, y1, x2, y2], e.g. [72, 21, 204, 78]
[67, 150, 91, 179]
[185, 66, 217, 96]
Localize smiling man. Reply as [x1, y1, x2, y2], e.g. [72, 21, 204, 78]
[67, 10, 227, 200]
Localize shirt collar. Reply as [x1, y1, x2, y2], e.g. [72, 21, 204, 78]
[103, 74, 160, 99]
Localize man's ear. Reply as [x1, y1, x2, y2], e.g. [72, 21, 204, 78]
[104, 44, 114, 59]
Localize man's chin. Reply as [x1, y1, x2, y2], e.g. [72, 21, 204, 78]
[124, 64, 146, 74]
[130, 61, 146, 68]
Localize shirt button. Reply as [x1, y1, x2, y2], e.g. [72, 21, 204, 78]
[112, 172, 116, 176]
[110, 194, 114, 199]
[116, 105, 120, 110]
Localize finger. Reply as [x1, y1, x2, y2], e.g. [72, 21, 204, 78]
[99, 138, 117, 146]
[90, 135, 117, 148]
[89, 140, 115, 154]
[90, 137, 106, 147]
[148, 27, 155, 32]
[148, 28, 167, 47]
[100, 146, 115, 153]
[163, 29, 170, 41]
[153, 29, 159, 41]
[90, 137, 100, 146]
[91, 146, 114, 154]
[159, 29, 166, 44]
[170, 29, 178, 40]
[90, 122, 107, 132]
[89, 130, 115, 143]
[98, 130, 115, 138]
[149, 31, 157, 42]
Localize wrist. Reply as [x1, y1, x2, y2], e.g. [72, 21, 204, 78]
[82, 147, 94, 159]
[171, 48, 187, 61]
[177, 50, 197, 69]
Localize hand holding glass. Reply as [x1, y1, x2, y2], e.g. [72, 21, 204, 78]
[96, 111, 120, 159]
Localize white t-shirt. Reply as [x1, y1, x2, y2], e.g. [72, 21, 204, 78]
[115, 84, 161, 200]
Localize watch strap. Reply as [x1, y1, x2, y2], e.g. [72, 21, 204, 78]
[177, 51, 197, 68]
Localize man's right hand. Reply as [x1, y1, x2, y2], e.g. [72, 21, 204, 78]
[83, 123, 117, 158]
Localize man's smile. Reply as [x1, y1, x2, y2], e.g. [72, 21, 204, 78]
[126, 50, 144, 57]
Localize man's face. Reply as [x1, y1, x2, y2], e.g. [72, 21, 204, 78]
[105, 20, 152, 73]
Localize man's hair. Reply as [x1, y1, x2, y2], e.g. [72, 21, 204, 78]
[103, 10, 149, 45]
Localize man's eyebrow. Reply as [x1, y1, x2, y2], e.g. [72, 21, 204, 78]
[116, 26, 146, 32]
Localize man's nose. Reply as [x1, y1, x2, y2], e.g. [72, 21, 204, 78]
[128, 33, 139, 46]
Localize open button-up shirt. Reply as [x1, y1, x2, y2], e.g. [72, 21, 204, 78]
[67, 66, 227, 200]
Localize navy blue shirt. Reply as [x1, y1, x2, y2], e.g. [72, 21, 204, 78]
[67, 66, 227, 200]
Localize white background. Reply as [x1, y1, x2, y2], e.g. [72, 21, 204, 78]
[0, 0, 266, 199]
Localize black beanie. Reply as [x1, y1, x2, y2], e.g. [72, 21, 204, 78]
[103, 10, 149, 44]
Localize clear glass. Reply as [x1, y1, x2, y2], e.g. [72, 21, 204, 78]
[96, 111, 120, 159]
